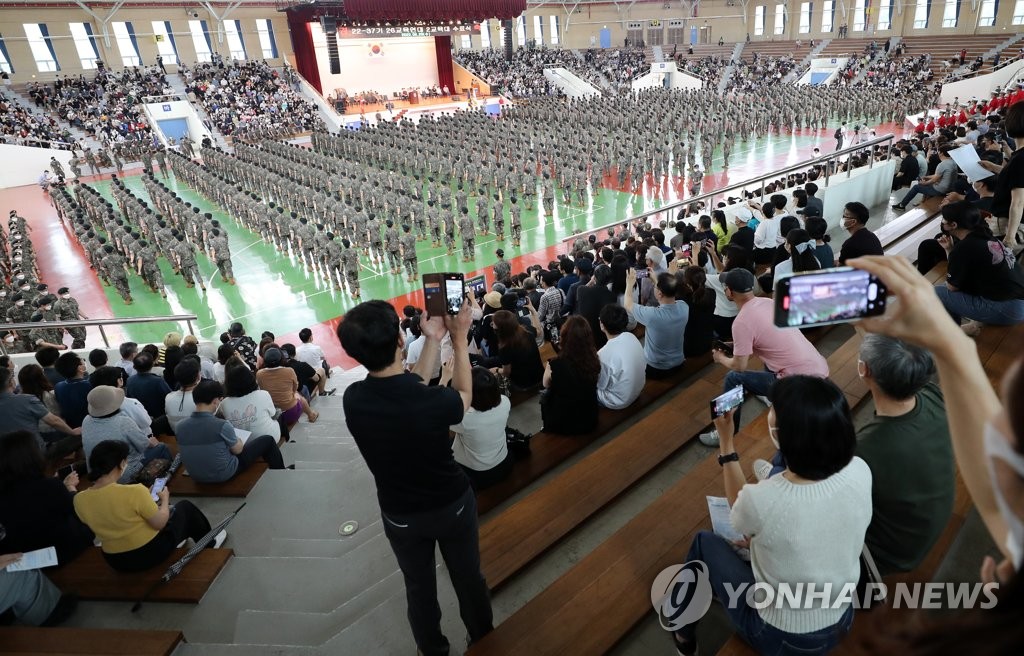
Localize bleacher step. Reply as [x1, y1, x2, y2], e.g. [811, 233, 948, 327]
[283, 442, 359, 463]
[266, 525, 386, 558]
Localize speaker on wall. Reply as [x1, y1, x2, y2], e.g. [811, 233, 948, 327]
[322, 16, 341, 75]
[502, 19, 514, 60]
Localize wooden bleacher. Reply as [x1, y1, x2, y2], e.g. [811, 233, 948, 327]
[159, 436, 269, 498]
[898, 34, 1012, 81]
[48, 546, 232, 604]
[0, 627, 184, 655]
[817, 37, 881, 62]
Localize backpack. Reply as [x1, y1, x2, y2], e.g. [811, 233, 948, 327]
[834, 128, 842, 139]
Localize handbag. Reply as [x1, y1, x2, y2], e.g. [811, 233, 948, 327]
[505, 427, 532, 458]
[132, 458, 172, 487]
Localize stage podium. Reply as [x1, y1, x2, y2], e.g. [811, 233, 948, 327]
[408, 90, 420, 105]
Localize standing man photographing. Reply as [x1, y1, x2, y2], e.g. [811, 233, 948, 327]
[338, 297, 492, 656]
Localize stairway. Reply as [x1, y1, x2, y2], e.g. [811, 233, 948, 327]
[164, 74, 231, 149]
[784, 38, 830, 84]
[652, 44, 665, 63]
[716, 42, 745, 94]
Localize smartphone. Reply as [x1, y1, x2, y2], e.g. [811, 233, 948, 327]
[635, 269, 650, 279]
[678, 243, 692, 259]
[150, 476, 169, 502]
[57, 464, 74, 480]
[774, 267, 887, 329]
[712, 340, 734, 357]
[465, 274, 487, 299]
[711, 385, 745, 419]
[423, 273, 465, 316]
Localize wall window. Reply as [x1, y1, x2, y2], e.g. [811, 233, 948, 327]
[532, 15, 543, 45]
[914, 0, 931, 28]
[110, 21, 140, 66]
[150, 21, 179, 65]
[755, 5, 766, 36]
[799, 2, 812, 33]
[877, 0, 893, 29]
[23, 23, 60, 72]
[516, 16, 526, 47]
[255, 19, 279, 59]
[480, 20, 491, 48]
[69, 22, 101, 69]
[941, 0, 959, 26]
[0, 34, 13, 74]
[224, 20, 246, 60]
[1014, 0, 1024, 23]
[853, 0, 867, 31]
[460, 34, 471, 49]
[821, 0, 834, 32]
[774, 3, 786, 34]
[978, 0, 997, 26]
[189, 19, 213, 62]
[549, 15, 560, 45]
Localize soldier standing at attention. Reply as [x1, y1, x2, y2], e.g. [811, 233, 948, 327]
[399, 225, 418, 283]
[459, 208, 476, 263]
[53, 286, 88, 348]
[103, 244, 133, 304]
[154, 147, 169, 179]
[324, 232, 344, 291]
[493, 249, 511, 285]
[475, 191, 490, 235]
[384, 220, 401, 275]
[209, 228, 234, 284]
[542, 173, 555, 217]
[136, 240, 167, 298]
[491, 193, 505, 242]
[341, 238, 361, 299]
[509, 196, 522, 248]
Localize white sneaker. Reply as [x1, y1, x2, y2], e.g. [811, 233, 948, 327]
[212, 530, 228, 549]
[961, 320, 983, 337]
[755, 395, 772, 407]
[753, 458, 773, 482]
[699, 429, 720, 447]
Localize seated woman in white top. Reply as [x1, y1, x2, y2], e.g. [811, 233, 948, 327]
[218, 363, 281, 441]
[771, 229, 822, 281]
[164, 359, 201, 431]
[446, 366, 512, 490]
[670, 375, 872, 655]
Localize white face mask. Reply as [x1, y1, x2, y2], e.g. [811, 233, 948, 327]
[15, 300, 25, 307]
[3, 335, 14, 344]
[984, 420, 1024, 567]
[62, 294, 71, 299]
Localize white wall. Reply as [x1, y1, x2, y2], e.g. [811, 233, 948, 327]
[820, 160, 898, 231]
[310, 26, 439, 97]
[143, 100, 207, 146]
[0, 143, 74, 189]
[940, 60, 1024, 105]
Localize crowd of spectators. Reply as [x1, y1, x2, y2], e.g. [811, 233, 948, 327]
[723, 54, 799, 93]
[454, 48, 572, 97]
[181, 60, 323, 141]
[578, 47, 649, 94]
[0, 92, 73, 149]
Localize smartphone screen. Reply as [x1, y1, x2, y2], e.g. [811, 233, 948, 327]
[465, 274, 487, 299]
[710, 385, 745, 419]
[774, 267, 887, 328]
[445, 275, 465, 315]
[150, 476, 168, 502]
[679, 243, 692, 258]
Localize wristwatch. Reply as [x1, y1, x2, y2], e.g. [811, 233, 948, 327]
[718, 452, 739, 467]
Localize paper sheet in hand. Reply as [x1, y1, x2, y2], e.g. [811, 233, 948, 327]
[233, 428, 252, 446]
[5, 547, 58, 572]
[706, 496, 744, 543]
[949, 145, 994, 182]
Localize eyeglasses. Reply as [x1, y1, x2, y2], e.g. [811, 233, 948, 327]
[768, 425, 780, 442]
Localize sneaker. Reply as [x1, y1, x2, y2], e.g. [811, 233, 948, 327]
[672, 631, 697, 656]
[753, 458, 774, 482]
[212, 529, 228, 549]
[961, 320, 983, 337]
[698, 429, 720, 447]
[891, 204, 905, 211]
[755, 394, 772, 407]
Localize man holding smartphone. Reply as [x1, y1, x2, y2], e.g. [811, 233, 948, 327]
[338, 298, 492, 656]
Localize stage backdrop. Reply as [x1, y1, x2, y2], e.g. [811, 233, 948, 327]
[310, 23, 439, 98]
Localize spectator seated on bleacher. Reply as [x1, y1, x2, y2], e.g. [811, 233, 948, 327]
[838, 201, 884, 265]
[855, 334, 955, 575]
[116, 341, 138, 377]
[932, 201, 1024, 335]
[256, 348, 318, 429]
[575, 265, 618, 350]
[174, 380, 287, 484]
[125, 353, 171, 421]
[0, 430, 95, 563]
[446, 366, 512, 490]
[17, 364, 65, 447]
[490, 311, 544, 392]
[623, 269, 688, 380]
[280, 343, 326, 399]
[540, 316, 600, 436]
[82, 386, 170, 483]
[88, 366, 151, 437]
[700, 268, 829, 447]
[673, 376, 871, 656]
[182, 336, 216, 381]
[164, 359, 201, 432]
[595, 305, 646, 410]
[219, 364, 282, 443]
[678, 265, 716, 359]
[53, 351, 91, 430]
[0, 553, 77, 626]
[73, 440, 224, 573]
[0, 367, 81, 458]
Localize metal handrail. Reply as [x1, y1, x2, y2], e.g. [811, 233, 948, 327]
[561, 131, 897, 249]
[1, 314, 198, 352]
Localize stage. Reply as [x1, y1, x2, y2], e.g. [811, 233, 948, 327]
[337, 92, 489, 115]
[338, 95, 506, 126]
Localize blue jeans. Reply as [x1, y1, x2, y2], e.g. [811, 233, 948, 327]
[142, 443, 172, 465]
[934, 285, 1024, 325]
[900, 183, 943, 206]
[723, 370, 777, 431]
[678, 531, 854, 655]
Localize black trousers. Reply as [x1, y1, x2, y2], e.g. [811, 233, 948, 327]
[237, 434, 285, 472]
[381, 486, 493, 656]
[102, 500, 211, 572]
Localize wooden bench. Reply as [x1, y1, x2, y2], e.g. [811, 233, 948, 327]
[468, 330, 870, 655]
[48, 546, 232, 604]
[159, 436, 269, 498]
[0, 627, 184, 655]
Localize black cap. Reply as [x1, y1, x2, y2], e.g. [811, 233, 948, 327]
[722, 268, 756, 294]
[57, 287, 69, 294]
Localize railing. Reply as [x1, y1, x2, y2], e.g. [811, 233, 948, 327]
[560, 132, 897, 252]
[0, 314, 199, 354]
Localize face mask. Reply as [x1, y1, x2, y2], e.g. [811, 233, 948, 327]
[15, 300, 25, 307]
[984, 420, 1024, 567]
[62, 294, 71, 299]
[3, 335, 13, 344]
